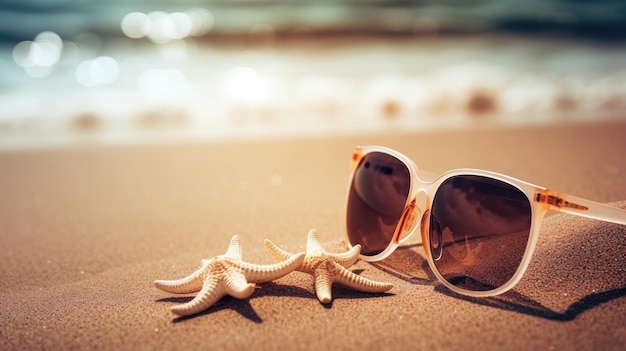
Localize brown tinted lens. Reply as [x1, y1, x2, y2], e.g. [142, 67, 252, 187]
[347, 152, 411, 256]
[429, 175, 532, 291]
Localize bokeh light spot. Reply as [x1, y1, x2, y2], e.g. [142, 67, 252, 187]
[12, 31, 63, 77]
[146, 11, 173, 44]
[35, 31, 63, 47]
[122, 9, 212, 42]
[75, 56, 120, 87]
[121, 12, 150, 39]
[168, 12, 193, 40]
[186, 8, 214, 36]
[13, 41, 38, 67]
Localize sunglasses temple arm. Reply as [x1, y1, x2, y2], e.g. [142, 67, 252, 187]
[417, 169, 626, 224]
[554, 193, 626, 225]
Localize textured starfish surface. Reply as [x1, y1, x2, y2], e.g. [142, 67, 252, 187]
[264, 229, 393, 304]
[154, 235, 305, 316]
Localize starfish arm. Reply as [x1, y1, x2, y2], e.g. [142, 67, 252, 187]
[332, 262, 394, 293]
[313, 262, 335, 304]
[153, 261, 208, 294]
[223, 270, 256, 299]
[230, 252, 305, 282]
[170, 276, 224, 316]
[223, 235, 243, 259]
[306, 229, 323, 255]
[263, 239, 296, 262]
[327, 244, 361, 268]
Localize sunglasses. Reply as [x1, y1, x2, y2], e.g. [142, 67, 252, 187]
[345, 145, 626, 297]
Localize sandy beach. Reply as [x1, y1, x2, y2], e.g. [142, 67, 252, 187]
[1, 120, 625, 350]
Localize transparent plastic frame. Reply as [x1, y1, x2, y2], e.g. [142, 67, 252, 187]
[345, 145, 626, 297]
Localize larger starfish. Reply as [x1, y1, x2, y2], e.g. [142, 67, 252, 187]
[264, 229, 393, 304]
[154, 235, 305, 316]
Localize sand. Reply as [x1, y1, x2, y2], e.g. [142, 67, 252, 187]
[1, 120, 625, 350]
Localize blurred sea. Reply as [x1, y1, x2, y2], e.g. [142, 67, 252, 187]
[1, 0, 625, 150]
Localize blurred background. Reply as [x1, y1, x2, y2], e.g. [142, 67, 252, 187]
[1, 0, 625, 150]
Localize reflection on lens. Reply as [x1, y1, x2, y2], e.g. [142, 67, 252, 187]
[347, 152, 410, 256]
[430, 175, 532, 291]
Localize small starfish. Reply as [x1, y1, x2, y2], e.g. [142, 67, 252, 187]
[265, 229, 393, 304]
[154, 235, 305, 316]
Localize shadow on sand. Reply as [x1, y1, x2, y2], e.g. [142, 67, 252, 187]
[157, 279, 394, 322]
[371, 245, 626, 322]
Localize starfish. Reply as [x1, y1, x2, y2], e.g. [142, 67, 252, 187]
[154, 235, 305, 317]
[264, 229, 393, 304]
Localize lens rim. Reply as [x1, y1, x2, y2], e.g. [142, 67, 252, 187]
[344, 146, 419, 261]
[422, 169, 543, 297]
